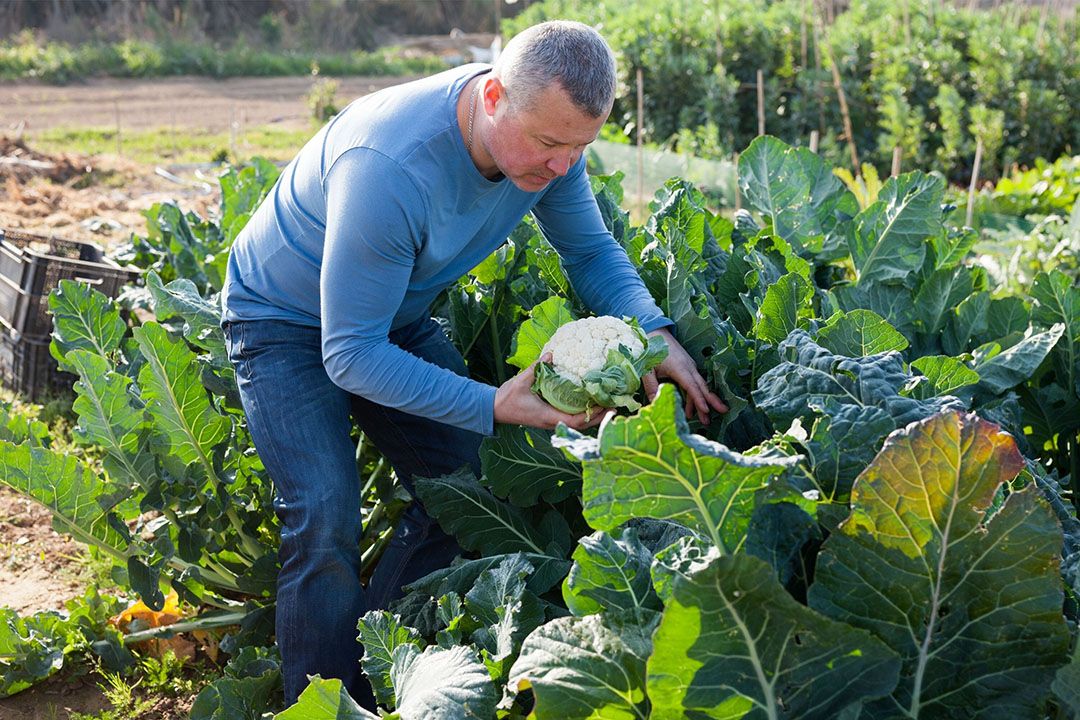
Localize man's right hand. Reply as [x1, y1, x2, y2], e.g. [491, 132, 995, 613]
[494, 353, 610, 431]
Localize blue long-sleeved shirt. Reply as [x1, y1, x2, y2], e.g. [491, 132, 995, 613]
[222, 63, 670, 435]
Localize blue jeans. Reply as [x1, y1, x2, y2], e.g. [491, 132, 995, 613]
[224, 316, 483, 707]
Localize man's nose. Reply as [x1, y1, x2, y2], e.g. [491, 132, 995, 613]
[547, 149, 574, 176]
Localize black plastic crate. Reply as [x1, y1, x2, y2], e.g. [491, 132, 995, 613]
[0, 328, 72, 401]
[0, 227, 140, 340]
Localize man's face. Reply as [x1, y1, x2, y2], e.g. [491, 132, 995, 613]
[480, 80, 608, 192]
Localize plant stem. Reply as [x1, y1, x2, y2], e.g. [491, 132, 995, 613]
[225, 507, 263, 562]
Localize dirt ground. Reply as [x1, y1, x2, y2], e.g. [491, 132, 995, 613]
[0, 483, 200, 719]
[0, 74, 414, 133]
[0, 133, 220, 249]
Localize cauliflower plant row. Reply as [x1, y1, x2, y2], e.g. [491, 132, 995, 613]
[535, 315, 667, 417]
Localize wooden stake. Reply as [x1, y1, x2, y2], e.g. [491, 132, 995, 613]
[891, 145, 903, 177]
[811, 4, 824, 135]
[636, 67, 645, 218]
[757, 69, 766, 137]
[809, 130, 820, 153]
[818, 14, 860, 175]
[966, 138, 983, 227]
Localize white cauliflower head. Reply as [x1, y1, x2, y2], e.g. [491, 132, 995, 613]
[542, 316, 645, 385]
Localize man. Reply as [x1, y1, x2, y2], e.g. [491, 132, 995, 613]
[222, 20, 726, 707]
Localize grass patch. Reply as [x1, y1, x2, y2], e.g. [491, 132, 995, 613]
[30, 125, 310, 166]
[0, 33, 445, 83]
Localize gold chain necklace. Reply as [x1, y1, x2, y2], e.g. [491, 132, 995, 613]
[465, 79, 481, 153]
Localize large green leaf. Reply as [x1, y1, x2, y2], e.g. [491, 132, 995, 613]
[399, 552, 570, 602]
[829, 282, 916, 339]
[809, 411, 1070, 718]
[413, 468, 561, 556]
[753, 272, 813, 346]
[1032, 269, 1080, 341]
[0, 441, 129, 557]
[754, 330, 962, 429]
[647, 552, 900, 719]
[479, 424, 580, 507]
[1053, 657, 1080, 716]
[274, 676, 378, 719]
[65, 350, 156, 491]
[508, 613, 656, 720]
[465, 555, 545, 684]
[973, 324, 1064, 394]
[356, 611, 424, 710]
[848, 172, 942, 286]
[555, 384, 800, 553]
[145, 271, 225, 358]
[815, 309, 909, 356]
[942, 291, 990, 355]
[1031, 269, 1079, 392]
[984, 296, 1030, 342]
[133, 322, 229, 478]
[506, 296, 574, 370]
[389, 644, 496, 720]
[48, 279, 127, 367]
[912, 266, 977, 337]
[803, 400, 897, 500]
[562, 529, 661, 621]
[738, 136, 857, 252]
[909, 355, 980, 397]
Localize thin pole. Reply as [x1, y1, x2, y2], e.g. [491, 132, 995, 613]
[966, 138, 983, 227]
[891, 145, 903, 177]
[757, 69, 766, 136]
[819, 15, 860, 175]
[636, 67, 645, 218]
[809, 130, 820, 153]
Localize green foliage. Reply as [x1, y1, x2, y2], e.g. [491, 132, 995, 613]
[508, 0, 1080, 181]
[306, 77, 339, 124]
[0, 31, 445, 83]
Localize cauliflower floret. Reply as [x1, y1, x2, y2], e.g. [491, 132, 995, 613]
[541, 316, 644, 385]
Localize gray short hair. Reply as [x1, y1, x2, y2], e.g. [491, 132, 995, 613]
[494, 20, 616, 119]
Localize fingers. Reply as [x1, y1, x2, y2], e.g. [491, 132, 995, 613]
[642, 370, 658, 402]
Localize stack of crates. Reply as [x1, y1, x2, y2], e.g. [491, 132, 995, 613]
[0, 227, 140, 400]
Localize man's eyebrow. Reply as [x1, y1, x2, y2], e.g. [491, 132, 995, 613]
[538, 133, 596, 145]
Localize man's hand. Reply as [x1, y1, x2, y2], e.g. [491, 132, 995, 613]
[643, 326, 728, 425]
[494, 353, 611, 431]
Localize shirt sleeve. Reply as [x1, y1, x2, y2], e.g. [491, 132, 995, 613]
[531, 157, 673, 332]
[319, 148, 498, 435]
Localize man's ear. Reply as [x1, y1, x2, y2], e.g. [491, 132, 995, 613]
[482, 75, 507, 115]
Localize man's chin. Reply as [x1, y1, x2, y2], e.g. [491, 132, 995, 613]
[514, 173, 553, 192]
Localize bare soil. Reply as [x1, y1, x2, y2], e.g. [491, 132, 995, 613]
[0, 75, 414, 133]
[0, 140, 219, 249]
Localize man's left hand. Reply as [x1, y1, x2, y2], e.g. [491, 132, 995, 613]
[642, 326, 728, 425]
